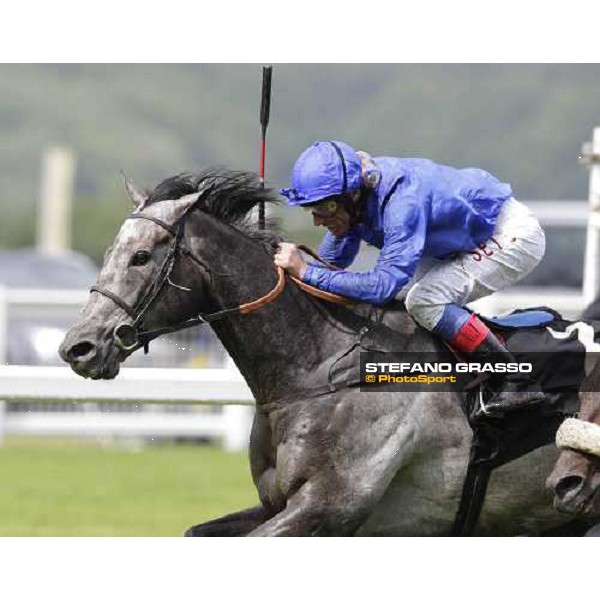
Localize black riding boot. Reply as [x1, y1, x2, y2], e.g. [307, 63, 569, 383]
[467, 332, 546, 414]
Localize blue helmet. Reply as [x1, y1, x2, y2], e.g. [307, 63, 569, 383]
[281, 141, 363, 206]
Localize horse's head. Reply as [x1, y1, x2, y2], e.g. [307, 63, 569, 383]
[59, 176, 213, 379]
[547, 392, 600, 517]
[60, 168, 278, 379]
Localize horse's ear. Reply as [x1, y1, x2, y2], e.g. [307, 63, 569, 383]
[176, 191, 204, 217]
[121, 171, 147, 208]
[144, 182, 211, 224]
[175, 180, 214, 215]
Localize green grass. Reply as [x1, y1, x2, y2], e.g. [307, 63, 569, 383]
[0, 437, 258, 536]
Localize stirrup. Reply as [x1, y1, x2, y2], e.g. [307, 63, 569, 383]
[472, 387, 504, 421]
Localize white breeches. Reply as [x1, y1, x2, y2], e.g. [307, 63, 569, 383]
[400, 197, 546, 331]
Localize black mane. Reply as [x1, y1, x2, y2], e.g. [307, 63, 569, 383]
[146, 168, 281, 245]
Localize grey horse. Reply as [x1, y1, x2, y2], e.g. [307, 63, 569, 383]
[59, 169, 596, 535]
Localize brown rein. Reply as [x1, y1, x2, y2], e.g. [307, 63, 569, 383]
[239, 266, 286, 314]
[240, 244, 355, 316]
[291, 244, 356, 306]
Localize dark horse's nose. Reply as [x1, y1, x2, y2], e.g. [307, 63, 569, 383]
[554, 475, 585, 502]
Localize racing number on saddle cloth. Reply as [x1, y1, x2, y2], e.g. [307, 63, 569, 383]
[547, 322, 600, 377]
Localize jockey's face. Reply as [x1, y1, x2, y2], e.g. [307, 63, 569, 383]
[304, 194, 354, 237]
[313, 204, 351, 237]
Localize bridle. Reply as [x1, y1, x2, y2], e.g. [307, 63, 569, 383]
[90, 206, 285, 355]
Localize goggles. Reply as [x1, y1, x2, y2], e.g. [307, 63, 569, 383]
[302, 198, 339, 218]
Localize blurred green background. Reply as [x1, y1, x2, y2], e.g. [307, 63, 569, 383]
[0, 437, 256, 536]
[1, 64, 599, 261]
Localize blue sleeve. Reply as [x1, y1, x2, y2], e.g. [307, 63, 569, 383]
[310, 230, 361, 269]
[302, 195, 428, 305]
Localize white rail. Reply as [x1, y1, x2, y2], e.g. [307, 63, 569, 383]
[0, 366, 255, 451]
[583, 127, 600, 305]
[0, 366, 254, 404]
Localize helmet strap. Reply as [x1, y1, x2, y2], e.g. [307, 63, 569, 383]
[338, 190, 367, 227]
[328, 141, 348, 195]
[326, 143, 372, 226]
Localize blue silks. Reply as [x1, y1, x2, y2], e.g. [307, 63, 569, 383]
[298, 154, 513, 305]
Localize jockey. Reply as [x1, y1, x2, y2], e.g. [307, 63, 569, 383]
[276, 140, 546, 413]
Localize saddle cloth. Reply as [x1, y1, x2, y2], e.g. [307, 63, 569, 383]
[487, 307, 600, 402]
[466, 307, 600, 468]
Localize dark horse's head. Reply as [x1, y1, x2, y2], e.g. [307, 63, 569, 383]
[59, 168, 279, 379]
[546, 391, 600, 517]
[546, 303, 600, 517]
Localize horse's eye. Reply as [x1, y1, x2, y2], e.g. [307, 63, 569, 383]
[130, 250, 151, 267]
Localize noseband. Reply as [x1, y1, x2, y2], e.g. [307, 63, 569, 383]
[90, 209, 285, 354]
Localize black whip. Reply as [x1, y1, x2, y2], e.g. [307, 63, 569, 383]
[258, 65, 273, 230]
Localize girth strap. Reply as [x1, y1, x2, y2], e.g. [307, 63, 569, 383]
[451, 453, 492, 536]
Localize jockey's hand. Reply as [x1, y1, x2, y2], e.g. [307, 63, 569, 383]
[274, 242, 308, 279]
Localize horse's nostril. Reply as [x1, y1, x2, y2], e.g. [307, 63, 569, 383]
[68, 341, 95, 360]
[555, 475, 585, 500]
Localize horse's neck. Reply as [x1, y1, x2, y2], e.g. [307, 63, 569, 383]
[184, 219, 371, 402]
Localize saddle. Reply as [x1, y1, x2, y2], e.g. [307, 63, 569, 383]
[467, 306, 596, 467]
